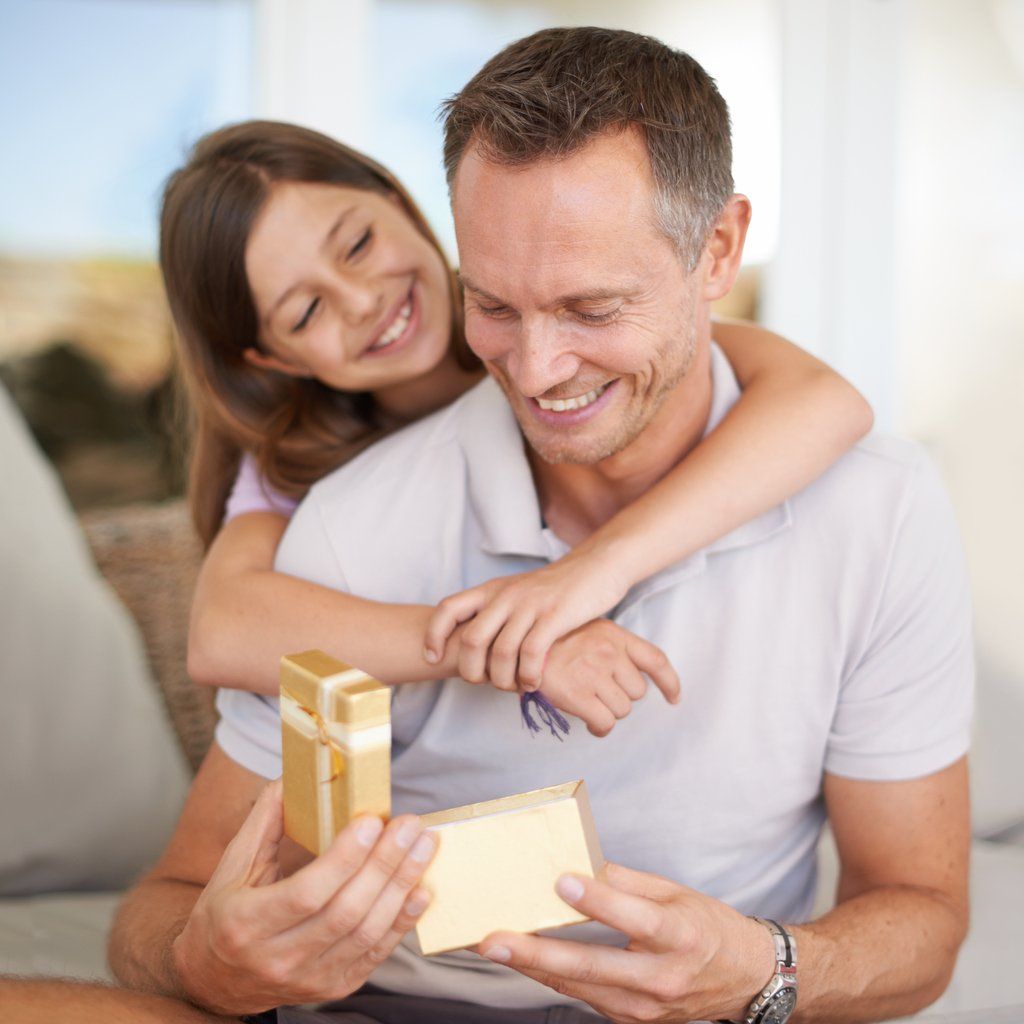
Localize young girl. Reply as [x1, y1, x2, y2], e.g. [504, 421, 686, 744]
[163, 121, 872, 736]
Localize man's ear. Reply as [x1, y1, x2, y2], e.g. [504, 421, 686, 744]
[702, 194, 751, 303]
[242, 346, 312, 378]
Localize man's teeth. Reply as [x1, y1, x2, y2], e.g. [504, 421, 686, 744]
[370, 298, 413, 350]
[536, 384, 608, 412]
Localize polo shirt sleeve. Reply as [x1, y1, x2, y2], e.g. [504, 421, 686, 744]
[825, 454, 974, 780]
[213, 490, 352, 779]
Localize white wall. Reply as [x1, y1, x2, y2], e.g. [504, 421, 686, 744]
[896, 0, 1024, 690]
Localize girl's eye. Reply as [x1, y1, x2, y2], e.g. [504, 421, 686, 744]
[291, 297, 320, 333]
[348, 228, 372, 259]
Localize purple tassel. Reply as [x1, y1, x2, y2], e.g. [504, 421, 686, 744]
[520, 690, 571, 740]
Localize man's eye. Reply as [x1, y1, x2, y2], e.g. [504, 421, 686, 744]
[291, 297, 320, 333]
[477, 304, 511, 318]
[348, 228, 372, 259]
[575, 308, 620, 325]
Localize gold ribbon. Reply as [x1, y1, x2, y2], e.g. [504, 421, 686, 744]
[283, 690, 346, 784]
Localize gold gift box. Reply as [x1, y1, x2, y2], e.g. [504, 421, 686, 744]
[280, 650, 391, 855]
[414, 780, 605, 956]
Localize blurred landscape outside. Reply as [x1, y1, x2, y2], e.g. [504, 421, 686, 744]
[0, 0, 772, 509]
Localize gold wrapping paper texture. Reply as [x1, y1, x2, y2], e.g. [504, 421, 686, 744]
[414, 780, 605, 956]
[281, 650, 391, 855]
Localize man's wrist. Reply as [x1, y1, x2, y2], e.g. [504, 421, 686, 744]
[717, 914, 779, 1020]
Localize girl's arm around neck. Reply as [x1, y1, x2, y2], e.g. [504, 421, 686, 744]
[573, 319, 875, 586]
[187, 512, 459, 696]
[423, 321, 873, 688]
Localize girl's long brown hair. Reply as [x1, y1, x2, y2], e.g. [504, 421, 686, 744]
[160, 120, 475, 547]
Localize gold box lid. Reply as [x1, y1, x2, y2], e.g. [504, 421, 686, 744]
[280, 650, 390, 725]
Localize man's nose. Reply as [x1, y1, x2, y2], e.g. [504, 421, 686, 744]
[506, 317, 581, 398]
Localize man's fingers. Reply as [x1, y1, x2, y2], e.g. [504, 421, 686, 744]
[603, 861, 690, 904]
[345, 886, 433, 979]
[551, 873, 683, 953]
[211, 778, 285, 885]
[424, 591, 486, 662]
[312, 827, 438, 958]
[626, 636, 681, 704]
[478, 931, 657, 991]
[285, 815, 433, 949]
[243, 813, 385, 933]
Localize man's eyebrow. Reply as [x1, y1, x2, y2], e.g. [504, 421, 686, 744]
[263, 207, 354, 326]
[460, 276, 636, 307]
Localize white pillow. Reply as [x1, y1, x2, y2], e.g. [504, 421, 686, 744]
[969, 660, 1024, 840]
[0, 385, 190, 895]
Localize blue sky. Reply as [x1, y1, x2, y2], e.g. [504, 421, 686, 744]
[0, 0, 253, 257]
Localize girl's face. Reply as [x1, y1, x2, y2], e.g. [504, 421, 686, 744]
[244, 181, 453, 394]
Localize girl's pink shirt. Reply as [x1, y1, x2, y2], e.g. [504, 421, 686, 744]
[223, 453, 299, 523]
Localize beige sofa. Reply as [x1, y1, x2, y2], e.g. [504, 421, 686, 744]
[1, 387, 1022, 1020]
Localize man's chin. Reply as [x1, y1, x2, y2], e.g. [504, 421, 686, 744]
[517, 420, 631, 466]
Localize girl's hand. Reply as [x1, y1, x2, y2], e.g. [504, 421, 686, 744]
[539, 619, 681, 737]
[424, 551, 634, 693]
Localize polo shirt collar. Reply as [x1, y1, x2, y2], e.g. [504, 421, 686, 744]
[456, 343, 792, 564]
[457, 376, 550, 559]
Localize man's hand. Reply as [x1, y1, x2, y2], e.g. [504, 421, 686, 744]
[423, 551, 633, 691]
[173, 779, 437, 1016]
[476, 862, 773, 1023]
[538, 620, 681, 736]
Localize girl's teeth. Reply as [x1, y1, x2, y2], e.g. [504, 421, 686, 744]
[536, 385, 607, 412]
[371, 299, 413, 350]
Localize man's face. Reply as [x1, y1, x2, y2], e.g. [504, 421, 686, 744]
[452, 128, 705, 465]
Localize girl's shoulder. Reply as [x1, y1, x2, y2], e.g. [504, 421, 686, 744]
[223, 452, 300, 523]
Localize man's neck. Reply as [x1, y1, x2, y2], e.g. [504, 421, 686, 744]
[530, 342, 714, 547]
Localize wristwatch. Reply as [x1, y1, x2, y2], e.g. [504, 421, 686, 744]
[732, 917, 798, 1024]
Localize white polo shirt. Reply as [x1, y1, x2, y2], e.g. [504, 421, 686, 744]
[216, 345, 974, 1010]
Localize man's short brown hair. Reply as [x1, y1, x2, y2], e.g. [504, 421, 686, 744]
[441, 26, 734, 269]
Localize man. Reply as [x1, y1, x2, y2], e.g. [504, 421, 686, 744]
[109, 27, 973, 1023]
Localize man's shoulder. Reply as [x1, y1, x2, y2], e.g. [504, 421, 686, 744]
[795, 430, 955, 555]
[278, 380, 494, 602]
[310, 394, 466, 507]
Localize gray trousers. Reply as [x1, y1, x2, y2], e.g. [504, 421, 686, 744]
[247, 983, 610, 1023]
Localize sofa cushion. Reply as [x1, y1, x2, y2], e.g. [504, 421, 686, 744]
[0, 892, 119, 981]
[0, 385, 190, 896]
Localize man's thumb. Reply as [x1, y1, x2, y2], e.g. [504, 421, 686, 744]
[215, 778, 285, 881]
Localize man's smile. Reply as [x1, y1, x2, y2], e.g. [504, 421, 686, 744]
[526, 379, 620, 428]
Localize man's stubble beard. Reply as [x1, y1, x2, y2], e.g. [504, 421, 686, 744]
[495, 319, 699, 467]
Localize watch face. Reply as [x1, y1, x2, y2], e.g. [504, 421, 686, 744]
[761, 988, 797, 1024]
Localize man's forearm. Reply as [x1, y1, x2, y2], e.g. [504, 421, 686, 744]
[790, 884, 967, 1023]
[108, 876, 203, 1000]
[0, 978, 237, 1023]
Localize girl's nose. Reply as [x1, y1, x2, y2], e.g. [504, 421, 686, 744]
[336, 276, 382, 327]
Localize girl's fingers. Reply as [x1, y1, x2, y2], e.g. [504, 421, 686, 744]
[581, 699, 616, 738]
[516, 618, 567, 691]
[424, 589, 487, 662]
[488, 612, 536, 692]
[625, 635, 681, 704]
[598, 678, 633, 721]
[612, 661, 648, 701]
[457, 597, 515, 685]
